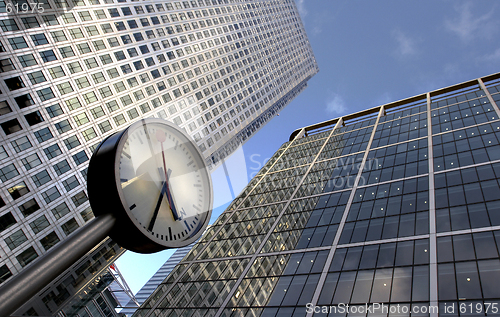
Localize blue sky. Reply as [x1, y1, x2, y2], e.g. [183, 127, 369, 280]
[116, 0, 500, 294]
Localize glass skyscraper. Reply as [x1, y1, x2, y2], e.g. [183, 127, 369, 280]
[0, 0, 317, 315]
[121, 240, 199, 316]
[134, 72, 500, 317]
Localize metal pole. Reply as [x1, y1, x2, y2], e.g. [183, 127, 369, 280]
[0, 213, 116, 317]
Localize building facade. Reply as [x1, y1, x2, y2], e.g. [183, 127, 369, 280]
[134, 72, 500, 317]
[0, 0, 317, 314]
[121, 240, 199, 316]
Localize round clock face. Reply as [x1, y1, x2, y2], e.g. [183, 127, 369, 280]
[87, 118, 212, 253]
[115, 119, 212, 248]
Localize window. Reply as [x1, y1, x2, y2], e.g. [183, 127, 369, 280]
[91, 72, 106, 84]
[18, 219, 39, 241]
[8, 181, 29, 199]
[63, 135, 80, 150]
[83, 92, 98, 104]
[79, 11, 93, 21]
[0, 146, 8, 160]
[18, 54, 38, 67]
[57, 82, 74, 95]
[40, 232, 60, 251]
[0, 213, 16, 233]
[114, 51, 126, 61]
[0, 164, 19, 181]
[65, 98, 82, 112]
[59, 46, 75, 58]
[44, 144, 62, 159]
[11, 136, 32, 153]
[61, 218, 79, 235]
[0, 19, 19, 31]
[127, 108, 139, 119]
[37, 88, 55, 101]
[62, 176, 80, 191]
[108, 8, 119, 17]
[4, 77, 25, 91]
[121, 35, 132, 44]
[48, 66, 65, 79]
[46, 104, 64, 118]
[52, 202, 70, 219]
[75, 77, 90, 89]
[32, 170, 51, 187]
[55, 120, 72, 134]
[2, 119, 23, 135]
[107, 68, 119, 79]
[30, 34, 49, 46]
[127, 20, 138, 28]
[93, 40, 106, 51]
[95, 10, 107, 19]
[101, 23, 113, 33]
[89, 108, 106, 121]
[139, 103, 151, 114]
[85, 26, 99, 36]
[69, 28, 84, 39]
[77, 43, 91, 55]
[99, 54, 112, 65]
[106, 100, 119, 112]
[98, 120, 112, 133]
[34, 128, 53, 143]
[42, 186, 61, 204]
[73, 112, 89, 126]
[82, 127, 97, 141]
[67, 62, 83, 74]
[84, 58, 98, 69]
[62, 13, 77, 23]
[98, 86, 113, 98]
[121, 7, 132, 15]
[0, 265, 12, 284]
[8, 37, 28, 50]
[5, 230, 27, 251]
[21, 153, 42, 170]
[24, 111, 44, 126]
[42, 15, 59, 26]
[27, 71, 46, 84]
[71, 191, 88, 207]
[16, 247, 38, 267]
[53, 160, 71, 176]
[113, 114, 126, 126]
[72, 151, 88, 165]
[22, 17, 40, 29]
[50, 31, 67, 42]
[19, 199, 40, 217]
[40, 50, 57, 63]
[0, 58, 15, 72]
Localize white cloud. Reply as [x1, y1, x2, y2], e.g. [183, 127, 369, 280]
[481, 48, 500, 61]
[326, 93, 346, 115]
[392, 30, 417, 57]
[297, 0, 308, 19]
[445, 2, 496, 43]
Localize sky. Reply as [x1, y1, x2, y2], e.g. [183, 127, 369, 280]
[116, 0, 500, 294]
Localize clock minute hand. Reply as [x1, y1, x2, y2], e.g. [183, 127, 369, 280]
[158, 139, 181, 221]
[148, 181, 167, 231]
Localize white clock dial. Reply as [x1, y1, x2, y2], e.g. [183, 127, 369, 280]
[115, 120, 211, 247]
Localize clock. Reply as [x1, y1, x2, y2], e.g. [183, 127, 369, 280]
[87, 118, 212, 253]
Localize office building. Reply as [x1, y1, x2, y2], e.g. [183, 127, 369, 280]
[134, 72, 500, 317]
[121, 240, 198, 316]
[0, 0, 317, 315]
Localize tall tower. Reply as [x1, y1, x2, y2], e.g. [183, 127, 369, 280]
[134, 72, 500, 317]
[0, 0, 317, 315]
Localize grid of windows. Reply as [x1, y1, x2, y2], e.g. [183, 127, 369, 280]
[0, 1, 319, 312]
[135, 73, 500, 317]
